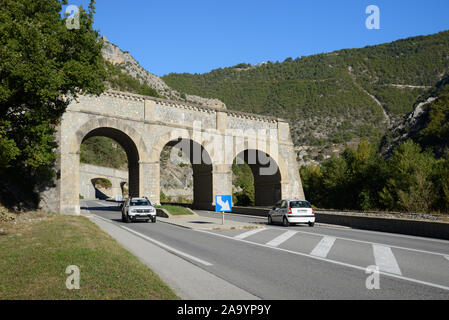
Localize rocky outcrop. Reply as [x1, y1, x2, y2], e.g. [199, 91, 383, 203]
[101, 36, 226, 109]
[380, 97, 436, 156]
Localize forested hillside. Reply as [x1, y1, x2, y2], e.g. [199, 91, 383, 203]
[163, 31, 449, 160]
[81, 31, 449, 211]
[301, 75, 449, 213]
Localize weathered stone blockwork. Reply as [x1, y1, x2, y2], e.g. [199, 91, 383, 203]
[41, 90, 304, 214]
[79, 164, 128, 200]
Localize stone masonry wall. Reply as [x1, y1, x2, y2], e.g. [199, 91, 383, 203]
[41, 90, 304, 214]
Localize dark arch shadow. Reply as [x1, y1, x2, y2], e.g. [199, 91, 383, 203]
[161, 138, 213, 210]
[234, 149, 281, 207]
[82, 127, 140, 197]
[90, 178, 111, 200]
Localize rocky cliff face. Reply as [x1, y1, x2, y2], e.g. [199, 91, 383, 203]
[380, 97, 436, 156]
[159, 147, 193, 202]
[101, 36, 226, 109]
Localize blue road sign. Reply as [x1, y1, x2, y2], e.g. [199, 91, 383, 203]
[215, 195, 232, 212]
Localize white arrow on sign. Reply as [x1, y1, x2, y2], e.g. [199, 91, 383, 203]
[217, 196, 230, 211]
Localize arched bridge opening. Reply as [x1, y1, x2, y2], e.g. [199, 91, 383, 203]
[234, 149, 282, 207]
[82, 127, 140, 198]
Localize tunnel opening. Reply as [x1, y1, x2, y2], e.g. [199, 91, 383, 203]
[90, 177, 112, 200]
[80, 127, 140, 199]
[159, 139, 212, 209]
[233, 149, 281, 207]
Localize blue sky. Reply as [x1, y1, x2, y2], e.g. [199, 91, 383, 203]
[64, 0, 449, 76]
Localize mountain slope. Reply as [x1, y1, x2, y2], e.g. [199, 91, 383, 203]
[162, 31, 449, 161]
[381, 74, 449, 157]
[101, 36, 226, 109]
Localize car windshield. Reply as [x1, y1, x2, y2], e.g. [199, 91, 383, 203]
[130, 199, 151, 206]
[289, 201, 311, 208]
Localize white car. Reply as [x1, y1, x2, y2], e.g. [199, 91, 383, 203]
[268, 199, 315, 227]
[121, 197, 157, 223]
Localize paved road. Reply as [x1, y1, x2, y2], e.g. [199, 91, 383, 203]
[82, 200, 449, 299]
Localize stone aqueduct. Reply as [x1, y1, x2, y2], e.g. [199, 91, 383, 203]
[41, 90, 304, 215]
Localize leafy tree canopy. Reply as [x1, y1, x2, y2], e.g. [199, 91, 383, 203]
[0, 0, 106, 208]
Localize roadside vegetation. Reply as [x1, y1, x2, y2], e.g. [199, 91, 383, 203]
[92, 178, 112, 190]
[300, 139, 449, 214]
[301, 74, 449, 214]
[0, 0, 106, 209]
[155, 205, 193, 216]
[0, 210, 178, 299]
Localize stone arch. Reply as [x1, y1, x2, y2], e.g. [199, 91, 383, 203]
[233, 148, 285, 206]
[72, 118, 148, 202]
[71, 118, 149, 158]
[150, 129, 215, 164]
[152, 130, 214, 209]
[233, 141, 289, 185]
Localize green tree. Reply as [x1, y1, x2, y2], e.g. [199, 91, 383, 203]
[0, 0, 106, 208]
[299, 164, 324, 207]
[419, 94, 449, 155]
[379, 140, 436, 212]
[232, 161, 255, 206]
[433, 155, 449, 212]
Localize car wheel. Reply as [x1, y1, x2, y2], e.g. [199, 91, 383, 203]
[283, 217, 289, 227]
[268, 215, 273, 225]
[152, 216, 156, 223]
[308, 222, 315, 227]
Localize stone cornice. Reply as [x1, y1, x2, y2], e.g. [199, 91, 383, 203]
[101, 90, 284, 123]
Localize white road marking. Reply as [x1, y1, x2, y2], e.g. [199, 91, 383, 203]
[198, 210, 449, 245]
[92, 215, 213, 267]
[197, 229, 449, 292]
[310, 236, 336, 258]
[445, 255, 449, 262]
[95, 201, 111, 207]
[266, 231, 297, 247]
[373, 245, 402, 275]
[121, 226, 212, 267]
[234, 228, 265, 240]
[264, 225, 449, 258]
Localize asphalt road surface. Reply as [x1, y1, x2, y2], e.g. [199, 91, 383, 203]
[82, 200, 449, 300]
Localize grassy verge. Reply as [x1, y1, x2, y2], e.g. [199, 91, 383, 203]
[156, 205, 193, 216]
[0, 212, 179, 300]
